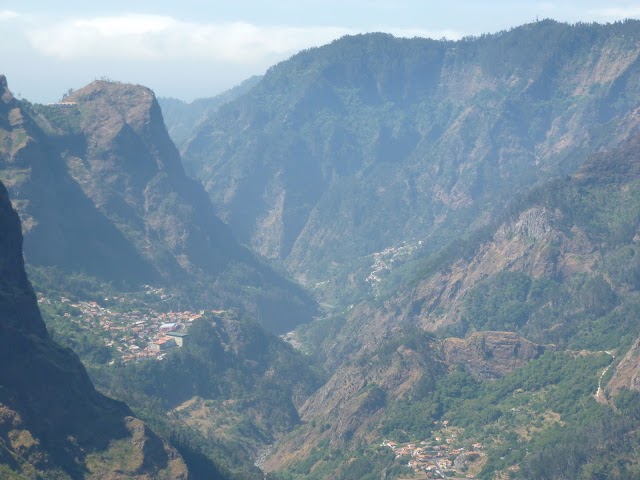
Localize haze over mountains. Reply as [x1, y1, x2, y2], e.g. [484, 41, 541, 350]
[0, 75, 315, 334]
[159, 76, 263, 151]
[180, 20, 640, 305]
[260, 126, 640, 477]
[2, 18, 640, 480]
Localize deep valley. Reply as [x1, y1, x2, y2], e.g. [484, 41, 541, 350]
[3, 18, 640, 480]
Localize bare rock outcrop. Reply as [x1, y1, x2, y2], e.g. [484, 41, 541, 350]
[605, 337, 640, 397]
[443, 331, 549, 380]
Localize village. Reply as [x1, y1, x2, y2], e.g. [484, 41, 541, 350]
[37, 285, 227, 363]
[378, 422, 485, 479]
[39, 285, 489, 478]
[366, 240, 423, 292]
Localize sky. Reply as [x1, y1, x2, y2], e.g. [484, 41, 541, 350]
[2, 1, 640, 103]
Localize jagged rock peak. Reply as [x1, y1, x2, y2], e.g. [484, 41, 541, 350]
[67, 80, 161, 129]
[69, 79, 155, 103]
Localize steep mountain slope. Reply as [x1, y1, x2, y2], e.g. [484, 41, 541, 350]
[159, 75, 262, 151]
[0, 75, 315, 333]
[91, 311, 324, 480]
[3, 18, 640, 479]
[183, 20, 640, 303]
[264, 326, 553, 474]
[0, 76, 154, 283]
[0, 179, 188, 479]
[265, 118, 640, 479]
[308, 129, 640, 372]
[0, 75, 320, 478]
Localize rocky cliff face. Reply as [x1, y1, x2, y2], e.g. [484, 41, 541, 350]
[0, 179, 187, 479]
[442, 331, 548, 380]
[0, 76, 316, 333]
[0, 168, 45, 337]
[605, 338, 640, 397]
[0, 76, 155, 283]
[61, 80, 237, 279]
[317, 130, 640, 367]
[314, 204, 587, 370]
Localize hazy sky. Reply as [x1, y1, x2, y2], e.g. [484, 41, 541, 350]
[2, 1, 640, 103]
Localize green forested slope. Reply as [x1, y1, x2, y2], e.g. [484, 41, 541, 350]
[183, 20, 640, 306]
[88, 312, 324, 480]
[159, 75, 262, 150]
[264, 128, 640, 479]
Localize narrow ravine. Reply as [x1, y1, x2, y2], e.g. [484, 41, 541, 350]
[595, 351, 615, 403]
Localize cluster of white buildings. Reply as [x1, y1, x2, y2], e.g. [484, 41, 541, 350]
[379, 424, 483, 479]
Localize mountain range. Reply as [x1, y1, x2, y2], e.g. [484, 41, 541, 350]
[170, 20, 640, 479]
[0, 75, 315, 334]
[3, 18, 640, 480]
[180, 20, 640, 306]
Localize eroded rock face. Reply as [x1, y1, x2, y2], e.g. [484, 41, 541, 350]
[0, 76, 158, 283]
[0, 178, 187, 479]
[318, 203, 593, 371]
[443, 331, 548, 380]
[606, 338, 640, 397]
[265, 340, 440, 472]
[64, 80, 242, 279]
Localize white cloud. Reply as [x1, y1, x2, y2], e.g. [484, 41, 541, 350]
[587, 7, 640, 20]
[0, 10, 20, 21]
[25, 13, 462, 64]
[27, 14, 347, 62]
